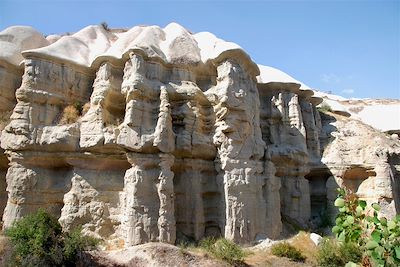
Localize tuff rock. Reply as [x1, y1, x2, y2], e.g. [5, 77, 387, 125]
[0, 23, 399, 246]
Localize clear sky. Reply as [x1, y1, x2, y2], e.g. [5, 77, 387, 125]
[1, 0, 399, 99]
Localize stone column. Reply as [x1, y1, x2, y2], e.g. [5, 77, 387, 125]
[2, 163, 35, 228]
[80, 62, 124, 149]
[263, 158, 282, 239]
[157, 154, 176, 243]
[123, 153, 176, 246]
[222, 160, 266, 243]
[211, 59, 266, 243]
[288, 93, 306, 137]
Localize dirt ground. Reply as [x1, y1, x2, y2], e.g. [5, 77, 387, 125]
[0, 232, 320, 267]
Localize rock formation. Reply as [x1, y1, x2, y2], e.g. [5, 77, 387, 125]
[0, 23, 399, 246]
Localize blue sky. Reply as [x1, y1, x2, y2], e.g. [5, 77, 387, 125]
[1, 0, 399, 99]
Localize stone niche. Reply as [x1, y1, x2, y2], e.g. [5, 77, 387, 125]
[173, 159, 221, 242]
[341, 166, 376, 195]
[305, 168, 335, 225]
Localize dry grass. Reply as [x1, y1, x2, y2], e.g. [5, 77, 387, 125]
[81, 102, 91, 116]
[245, 232, 318, 267]
[104, 238, 125, 251]
[271, 242, 306, 262]
[59, 105, 80, 125]
[58, 102, 90, 125]
[289, 232, 318, 265]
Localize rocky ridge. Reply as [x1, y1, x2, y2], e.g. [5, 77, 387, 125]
[0, 23, 399, 247]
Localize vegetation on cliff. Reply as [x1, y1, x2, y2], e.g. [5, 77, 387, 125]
[5, 209, 98, 267]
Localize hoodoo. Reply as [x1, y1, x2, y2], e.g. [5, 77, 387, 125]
[0, 23, 399, 247]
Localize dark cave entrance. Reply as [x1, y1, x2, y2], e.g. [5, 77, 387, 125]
[305, 169, 332, 225]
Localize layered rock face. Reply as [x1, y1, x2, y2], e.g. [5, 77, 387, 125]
[0, 23, 399, 246]
[318, 113, 400, 219]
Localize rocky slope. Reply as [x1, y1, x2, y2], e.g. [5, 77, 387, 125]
[0, 23, 398, 248]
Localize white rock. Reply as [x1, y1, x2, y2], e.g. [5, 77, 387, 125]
[0, 26, 49, 66]
[0, 23, 399, 250]
[310, 233, 323, 246]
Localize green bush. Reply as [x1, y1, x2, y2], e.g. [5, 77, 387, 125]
[5, 209, 64, 266]
[271, 242, 306, 262]
[317, 238, 362, 267]
[63, 227, 98, 265]
[330, 188, 400, 266]
[199, 237, 246, 265]
[317, 103, 332, 113]
[5, 209, 98, 267]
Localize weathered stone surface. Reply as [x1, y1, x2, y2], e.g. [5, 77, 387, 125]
[0, 23, 399, 247]
[319, 113, 400, 219]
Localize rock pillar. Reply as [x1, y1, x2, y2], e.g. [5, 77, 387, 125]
[122, 153, 175, 246]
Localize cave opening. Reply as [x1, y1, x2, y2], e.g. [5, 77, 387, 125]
[342, 166, 376, 194]
[305, 169, 332, 225]
[103, 90, 126, 127]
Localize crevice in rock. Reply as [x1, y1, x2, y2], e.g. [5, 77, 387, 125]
[305, 168, 332, 226]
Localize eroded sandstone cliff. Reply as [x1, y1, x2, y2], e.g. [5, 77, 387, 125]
[0, 23, 398, 247]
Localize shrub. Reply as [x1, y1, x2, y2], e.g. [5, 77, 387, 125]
[271, 242, 306, 262]
[199, 237, 246, 265]
[331, 188, 400, 266]
[332, 189, 364, 244]
[59, 105, 80, 125]
[317, 103, 332, 113]
[317, 238, 362, 267]
[198, 236, 216, 251]
[6, 209, 64, 266]
[5, 209, 98, 267]
[63, 227, 98, 265]
[212, 238, 247, 265]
